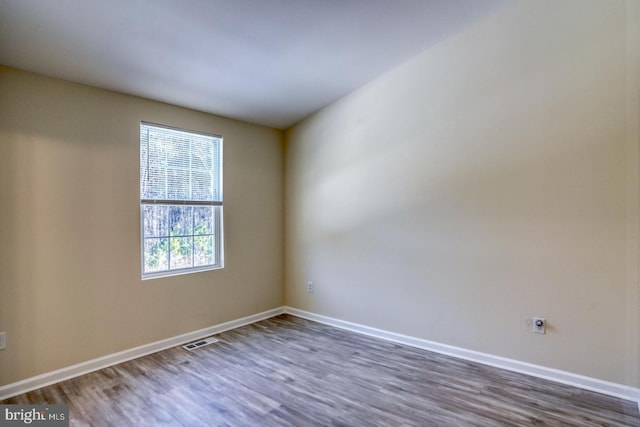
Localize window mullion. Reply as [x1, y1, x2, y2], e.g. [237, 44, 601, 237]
[141, 199, 222, 206]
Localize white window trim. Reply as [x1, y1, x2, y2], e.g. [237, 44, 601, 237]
[139, 121, 224, 279]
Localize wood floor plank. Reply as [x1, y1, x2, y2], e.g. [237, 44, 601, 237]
[2, 314, 638, 426]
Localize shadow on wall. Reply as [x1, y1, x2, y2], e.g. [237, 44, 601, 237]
[0, 68, 142, 383]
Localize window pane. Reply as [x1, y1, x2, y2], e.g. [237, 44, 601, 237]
[167, 169, 190, 200]
[148, 134, 168, 166]
[194, 206, 213, 235]
[192, 139, 212, 170]
[194, 235, 214, 266]
[167, 138, 190, 169]
[142, 166, 167, 199]
[144, 238, 168, 273]
[191, 171, 213, 200]
[143, 206, 168, 237]
[170, 237, 193, 269]
[169, 206, 193, 236]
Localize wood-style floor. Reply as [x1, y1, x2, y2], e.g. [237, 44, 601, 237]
[2, 314, 639, 426]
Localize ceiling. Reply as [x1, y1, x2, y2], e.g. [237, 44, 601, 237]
[0, 0, 510, 129]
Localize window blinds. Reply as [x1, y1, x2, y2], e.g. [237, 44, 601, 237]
[140, 123, 222, 204]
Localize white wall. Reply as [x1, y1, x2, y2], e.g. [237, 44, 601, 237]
[0, 66, 284, 385]
[285, 0, 640, 386]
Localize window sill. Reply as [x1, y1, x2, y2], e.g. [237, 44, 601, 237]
[142, 264, 223, 281]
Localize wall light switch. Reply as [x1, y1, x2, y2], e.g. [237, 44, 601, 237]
[0, 332, 6, 350]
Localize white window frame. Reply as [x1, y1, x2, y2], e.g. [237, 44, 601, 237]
[139, 122, 223, 279]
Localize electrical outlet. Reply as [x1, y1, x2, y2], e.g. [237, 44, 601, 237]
[533, 317, 545, 334]
[307, 281, 314, 293]
[0, 332, 6, 350]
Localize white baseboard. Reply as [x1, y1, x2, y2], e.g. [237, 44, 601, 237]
[284, 306, 640, 405]
[2, 305, 639, 408]
[0, 307, 285, 401]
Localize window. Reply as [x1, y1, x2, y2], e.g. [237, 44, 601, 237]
[140, 122, 223, 278]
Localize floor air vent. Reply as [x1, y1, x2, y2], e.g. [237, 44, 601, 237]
[182, 337, 219, 351]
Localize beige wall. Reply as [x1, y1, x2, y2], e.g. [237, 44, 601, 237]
[0, 66, 284, 385]
[285, 0, 640, 386]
